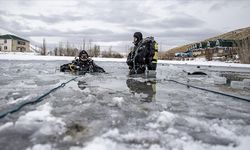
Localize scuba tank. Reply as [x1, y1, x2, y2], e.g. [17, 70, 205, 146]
[143, 36, 158, 71]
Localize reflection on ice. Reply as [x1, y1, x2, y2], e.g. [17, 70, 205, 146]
[126, 78, 156, 102]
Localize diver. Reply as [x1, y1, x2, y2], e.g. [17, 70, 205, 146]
[60, 50, 105, 75]
[126, 32, 158, 75]
[126, 78, 156, 102]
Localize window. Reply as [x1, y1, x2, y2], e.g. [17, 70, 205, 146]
[4, 46, 7, 50]
[22, 48, 26, 52]
[17, 41, 25, 45]
[4, 39, 7, 43]
[216, 40, 220, 46]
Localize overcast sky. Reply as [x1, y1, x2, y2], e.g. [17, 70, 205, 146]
[0, 0, 249, 52]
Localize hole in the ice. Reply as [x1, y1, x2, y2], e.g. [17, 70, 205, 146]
[187, 71, 207, 75]
[65, 123, 86, 137]
[77, 81, 87, 90]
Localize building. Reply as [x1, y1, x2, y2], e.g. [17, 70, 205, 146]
[215, 39, 237, 47]
[0, 34, 30, 52]
[198, 42, 207, 49]
[207, 41, 216, 48]
[214, 39, 238, 57]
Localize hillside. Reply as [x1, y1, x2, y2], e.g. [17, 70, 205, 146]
[166, 26, 250, 54]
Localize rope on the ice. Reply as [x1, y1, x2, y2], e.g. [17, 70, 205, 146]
[166, 79, 250, 102]
[0, 77, 78, 119]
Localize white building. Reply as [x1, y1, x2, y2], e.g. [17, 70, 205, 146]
[0, 34, 30, 52]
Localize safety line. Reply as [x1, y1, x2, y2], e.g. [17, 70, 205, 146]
[166, 79, 250, 102]
[0, 77, 78, 119]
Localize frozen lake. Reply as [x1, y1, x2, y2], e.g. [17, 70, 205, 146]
[0, 60, 250, 150]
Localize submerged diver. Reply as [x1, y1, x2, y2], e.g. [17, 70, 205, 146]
[126, 32, 158, 75]
[60, 50, 105, 75]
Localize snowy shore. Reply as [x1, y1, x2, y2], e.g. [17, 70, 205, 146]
[1, 52, 250, 68]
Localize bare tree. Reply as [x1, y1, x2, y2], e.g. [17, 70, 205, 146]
[93, 45, 100, 57]
[41, 38, 46, 55]
[109, 46, 112, 54]
[82, 39, 85, 50]
[66, 41, 70, 56]
[89, 39, 92, 51]
[54, 47, 58, 56]
[101, 48, 123, 58]
[59, 41, 63, 56]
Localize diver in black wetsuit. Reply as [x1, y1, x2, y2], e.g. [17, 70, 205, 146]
[126, 32, 158, 75]
[60, 50, 105, 75]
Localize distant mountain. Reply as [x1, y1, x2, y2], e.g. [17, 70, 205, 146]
[166, 26, 250, 54]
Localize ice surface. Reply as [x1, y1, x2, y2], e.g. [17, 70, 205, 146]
[243, 79, 250, 89]
[231, 81, 245, 89]
[0, 59, 250, 150]
[26, 144, 52, 150]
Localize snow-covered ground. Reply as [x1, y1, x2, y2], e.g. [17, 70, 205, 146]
[0, 53, 250, 150]
[1, 52, 250, 68]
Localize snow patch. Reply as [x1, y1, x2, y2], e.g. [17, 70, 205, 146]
[213, 76, 227, 85]
[63, 135, 73, 142]
[73, 128, 161, 150]
[157, 111, 176, 125]
[167, 127, 179, 134]
[83, 88, 91, 93]
[70, 130, 122, 150]
[16, 102, 65, 136]
[7, 95, 33, 104]
[70, 137, 120, 150]
[112, 97, 124, 107]
[148, 145, 165, 150]
[147, 111, 176, 128]
[231, 81, 245, 89]
[16, 103, 53, 123]
[211, 123, 235, 138]
[26, 144, 52, 150]
[180, 136, 250, 150]
[0, 122, 14, 131]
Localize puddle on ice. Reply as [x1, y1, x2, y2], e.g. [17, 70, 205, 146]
[0, 60, 250, 150]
